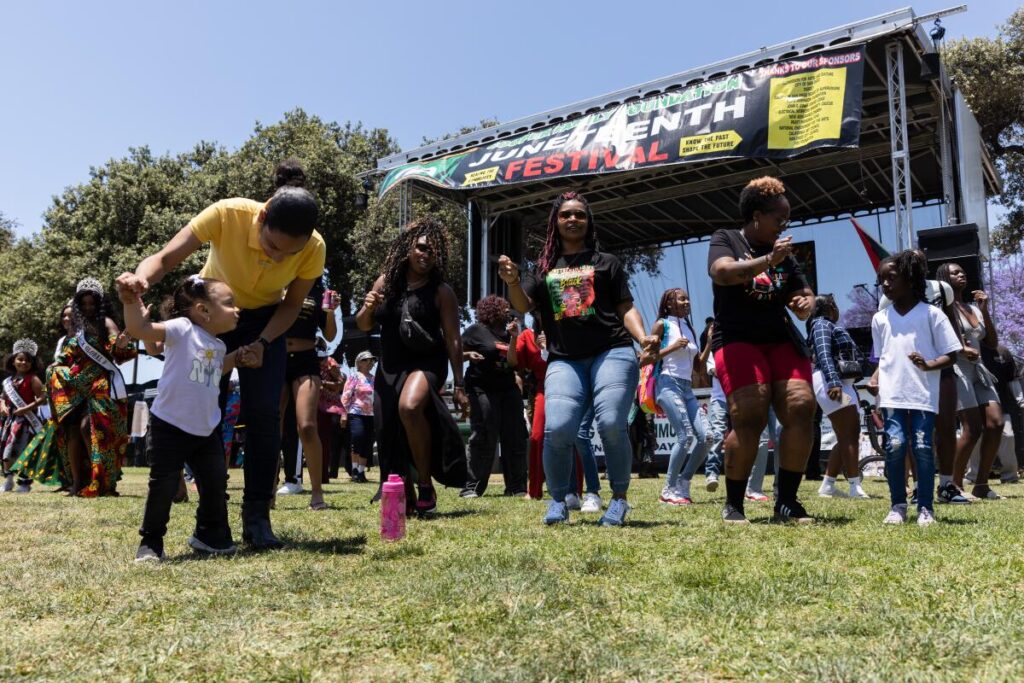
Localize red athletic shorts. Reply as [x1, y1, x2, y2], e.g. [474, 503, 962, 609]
[714, 341, 813, 397]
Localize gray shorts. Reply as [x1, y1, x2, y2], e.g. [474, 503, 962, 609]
[954, 361, 999, 411]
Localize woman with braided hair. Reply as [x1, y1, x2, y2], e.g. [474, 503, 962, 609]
[15, 279, 137, 496]
[499, 191, 660, 527]
[356, 218, 469, 516]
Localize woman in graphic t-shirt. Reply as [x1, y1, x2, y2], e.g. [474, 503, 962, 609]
[499, 191, 659, 528]
[706, 176, 816, 525]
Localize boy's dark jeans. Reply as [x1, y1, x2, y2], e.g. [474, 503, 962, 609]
[139, 415, 231, 546]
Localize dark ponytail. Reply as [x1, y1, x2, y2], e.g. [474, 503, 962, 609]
[274, 158, 306, 189]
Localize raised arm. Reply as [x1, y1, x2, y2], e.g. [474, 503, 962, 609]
[356, 276, 385, 332]
[498, 255, 534, 313]
[117, 225, 202, 296]
[710, 236, 793, 286]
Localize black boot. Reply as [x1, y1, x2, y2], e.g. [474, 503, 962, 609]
[241, 501, 284, 550]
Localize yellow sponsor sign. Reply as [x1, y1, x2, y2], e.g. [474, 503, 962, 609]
[768, 67, 846, 150]
[679, 130, 743, 157]
[462, 166, 500, 186]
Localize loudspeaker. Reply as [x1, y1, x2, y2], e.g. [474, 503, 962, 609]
[920, 52, 942, 81]
[917, 223, 983, 293]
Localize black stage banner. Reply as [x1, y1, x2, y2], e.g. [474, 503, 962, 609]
[380, 46, 865, 196]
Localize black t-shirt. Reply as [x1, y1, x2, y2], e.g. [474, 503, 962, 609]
[522, 250, 634, 360]
[462, 323, 516, 392]
[286, 282, 327, 341]
[706, 229, 808, 350]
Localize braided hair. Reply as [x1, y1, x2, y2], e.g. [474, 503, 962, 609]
[890, 249, 928, 304]
[536, 191, 598, 275]
[655, 287, 697, 343]
[379, 217, 450, 303]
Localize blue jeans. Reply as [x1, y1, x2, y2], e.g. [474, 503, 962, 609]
[570, 405, 601, 494]
[747, 407, 781, 494]
[706, 398, 728, 477]
[544, 347, 638, 501]
[656, 374, 708, 488]
[882, 408, 936, 510]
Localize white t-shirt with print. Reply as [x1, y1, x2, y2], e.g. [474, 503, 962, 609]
[871, 301, 962, 413]
[660, 316, 698, 380]
[151, 317, 226, 436]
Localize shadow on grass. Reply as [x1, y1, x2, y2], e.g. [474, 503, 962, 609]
[281, 534, 368, 554]
[419, 509, 480, 520]
[932, 517, 978, 526]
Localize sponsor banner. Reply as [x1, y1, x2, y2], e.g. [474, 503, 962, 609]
[380, 47, 865, 196]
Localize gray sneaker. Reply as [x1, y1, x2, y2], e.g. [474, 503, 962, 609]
[598, 498, 631, 526]
[135, 543, 165, 563]
[722, 503, 750, 525]
[543, 500, 569, 526]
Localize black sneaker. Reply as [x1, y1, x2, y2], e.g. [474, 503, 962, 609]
[722, 503, 750, 525]
[188, 528, 237, 556]
[356, 471, 369, 484]
[135, 542, 165, 563]
[774, 499, 814, 524]
[937, 482, 970, 504]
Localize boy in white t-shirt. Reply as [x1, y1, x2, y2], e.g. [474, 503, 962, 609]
[119, 275, 252, 561]
[869, 253, 961, 526]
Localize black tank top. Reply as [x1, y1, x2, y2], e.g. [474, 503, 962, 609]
[376, 280, 446, 371]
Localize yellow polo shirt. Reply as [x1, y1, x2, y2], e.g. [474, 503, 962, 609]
[188, 198, 326, 310]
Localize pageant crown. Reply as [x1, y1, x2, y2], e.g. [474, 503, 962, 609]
[76, 277, 104, 296]
[12, 339, 38, 357]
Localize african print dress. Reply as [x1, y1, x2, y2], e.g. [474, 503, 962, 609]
[14, 332, 136, 496]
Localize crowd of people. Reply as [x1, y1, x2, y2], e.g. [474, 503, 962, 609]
[3, 167, 1024, 561]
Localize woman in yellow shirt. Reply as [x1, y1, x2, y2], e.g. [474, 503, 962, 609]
[116, 170, 326, 550]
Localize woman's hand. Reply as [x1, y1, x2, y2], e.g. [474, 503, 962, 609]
[13, 405, 32, 417]
[506, 319, 520, 339]
[768, 236, 794, 266]
[827, 386, 843, 402]
[363, 290, 384, 312]
[326, 291, 341, 311]
[114, 331, 132, 349]
[638, 334, 660, 366]
[454, 386, 470, 419]
[963, 346, 980, 362]
[115, 272, 149, 298]
[972, 290, 989, 311]
[241, 342, 264, 368]
[787, 294, 815, 319]
[465, 351, 485, 363]
[537, 332, 547, 349]
[497, 255, 520, 285]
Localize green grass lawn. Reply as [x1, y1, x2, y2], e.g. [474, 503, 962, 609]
[2, 468, 1024, 682]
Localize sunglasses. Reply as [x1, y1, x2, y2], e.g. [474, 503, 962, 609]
[413, 242, 434, 255]
[558, 210, 588, 220]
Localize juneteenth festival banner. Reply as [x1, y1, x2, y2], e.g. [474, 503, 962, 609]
[379, 46, 865, 196]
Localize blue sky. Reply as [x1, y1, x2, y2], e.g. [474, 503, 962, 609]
[1, 1, 1017, 330]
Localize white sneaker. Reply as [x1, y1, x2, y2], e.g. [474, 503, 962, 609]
[849, 483, 871, 499]
[818, 480, 848, 498]
[580, 492, 602, 513]
[276, 482, 304, 496]
[659, 485, 682, 504]
[13, 483, 31, 494]
[1, 473, 14, 493]
[917, 507, 935, 526]
[705, 472, 719, 492]
[564, 493, 582, 511]
[883, 504, 908, 525]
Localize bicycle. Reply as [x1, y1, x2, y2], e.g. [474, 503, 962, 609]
[857, 398, 886, 478]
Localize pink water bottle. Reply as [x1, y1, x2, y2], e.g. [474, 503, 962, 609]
[380, 474, 406, 541]
[321, 289, 334, 311]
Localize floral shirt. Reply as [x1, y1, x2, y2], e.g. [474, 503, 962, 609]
[341, 371, 374, 417]
[318, 358, 345, 415]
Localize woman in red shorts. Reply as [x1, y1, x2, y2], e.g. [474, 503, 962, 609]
[707, 176, 817, 525]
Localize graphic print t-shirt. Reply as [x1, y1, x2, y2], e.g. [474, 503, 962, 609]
[150, 317, 226, 436]
[522, 250, 634, 360]
[462, 323, 517, 392]
[706, 229, 808, 350]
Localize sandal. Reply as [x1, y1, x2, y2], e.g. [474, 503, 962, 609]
[309, 499, 328, 511]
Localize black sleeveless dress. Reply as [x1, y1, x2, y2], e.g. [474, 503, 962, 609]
[373, 281, 466, 491]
